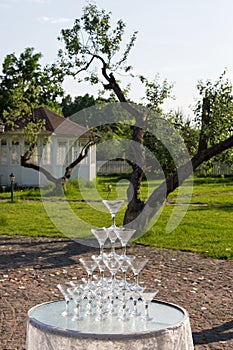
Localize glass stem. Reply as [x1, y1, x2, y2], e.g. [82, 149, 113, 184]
[123, 271, 127, 283]
[65, 298, 70, 314]
[100, 244, 104, 256]
[122, 302, 126, 317]
[75, 302, 80, 316]
[111, 242, 115, 254]
[112, 214, 115, 227]
[111, 273, 116, 288]
[133, 299, 137, 312]
[87, 273, 92, 284]
[145, 302, 149, 317]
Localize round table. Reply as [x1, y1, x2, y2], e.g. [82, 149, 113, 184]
[26, 300, 194, 350]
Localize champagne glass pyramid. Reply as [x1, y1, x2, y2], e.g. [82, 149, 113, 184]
[102, 200, 124, 228]
[91, 228, 108, 256]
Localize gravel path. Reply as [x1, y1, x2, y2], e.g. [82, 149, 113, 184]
[0, 235, 232, 350]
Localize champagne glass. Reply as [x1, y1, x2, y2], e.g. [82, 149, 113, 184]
[118, 255, 135, 287]
[131, 288, 145, 317]
[57, 284, 72, 317]
[91, 228, 108, 256]
[129, 257, 148, 290]
[105, 227, 118, 257]
[67, 287, 84, 321]
[92, 254, 107, 285]
[94, 286, 107, 321]
[85, 288, 96, 316]
[141, 290, 159, 321]
[104, 255, 121, 286]
[102, 200, 124, 229]
[115, 228, 136, 256]
[79, 258, 97, 284]
[118, 290, 132, 321]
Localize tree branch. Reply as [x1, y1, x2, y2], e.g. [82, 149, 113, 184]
[20, 136, 100, 188]
[21, 156, 60, 184]
[62, 136, 100, 182]
[74, 55, 95, 76]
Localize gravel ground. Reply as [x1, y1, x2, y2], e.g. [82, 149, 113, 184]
[0, 235, 232, 350]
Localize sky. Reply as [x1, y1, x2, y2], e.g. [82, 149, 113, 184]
[1, 0, 233, 118]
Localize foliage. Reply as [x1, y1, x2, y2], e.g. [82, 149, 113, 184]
[194, 70, 233, 168]
[61, 93, 96, 117]
[57, 2, 137, 81]
[139, 74, 174, 114]
[0, 47, 65, 162]
[0, 47, 64, 121]
[194, 70, 233, 143]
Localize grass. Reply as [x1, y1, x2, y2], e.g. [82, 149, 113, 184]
[135, 205, 233, 259]
[0, 175, 233, 259]
[0, 202, 60, 237]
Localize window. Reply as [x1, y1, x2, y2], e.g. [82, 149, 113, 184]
[24, 141, 38, 164]
[91, 145, 96, 164]
[57, 141, 67, 165]
[70, 141, 79, 163]
[0, 138, 7, 165]
[11, 139, 20, 165]
[42, 143, 51, 165]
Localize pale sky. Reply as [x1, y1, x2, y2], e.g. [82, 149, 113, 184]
[1, 0, 233, 118]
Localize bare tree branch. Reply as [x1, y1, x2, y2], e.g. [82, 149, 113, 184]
[74, 55, 95, 76]
[62, 136, 100, 184]
[20, 136, 100, 189]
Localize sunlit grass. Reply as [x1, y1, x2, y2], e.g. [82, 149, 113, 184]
[0, 176, 233, 259]
[135, 205, 233, 259]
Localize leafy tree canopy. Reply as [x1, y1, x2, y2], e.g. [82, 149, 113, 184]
[0, 47, 65, 124]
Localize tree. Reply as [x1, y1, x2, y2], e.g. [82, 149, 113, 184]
[0, 48, 64, 118]
[57, 2, 173, 222]
[57, 3, 233, 232]
[0, 48, 98, 188]
[61, 93, 96, 117]
[194, 70, 233, 172]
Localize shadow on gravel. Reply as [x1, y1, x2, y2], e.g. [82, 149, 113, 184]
[193, 320, 233, 345]
[0, 238, 99, 270]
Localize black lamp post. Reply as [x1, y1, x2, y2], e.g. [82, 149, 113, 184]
[9, 173, 15, 202]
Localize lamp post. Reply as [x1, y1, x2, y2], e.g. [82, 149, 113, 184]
[9, 173, 15, 202]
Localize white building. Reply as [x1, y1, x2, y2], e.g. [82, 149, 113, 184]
[0, 107, 96, 187]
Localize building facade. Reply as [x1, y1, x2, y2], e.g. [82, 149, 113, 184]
[0, 107, 96, 187]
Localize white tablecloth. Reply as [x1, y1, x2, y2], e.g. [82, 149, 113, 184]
[26, 300, 194, 350]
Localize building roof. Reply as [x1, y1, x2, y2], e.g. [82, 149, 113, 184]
[5, 107, 89, 137]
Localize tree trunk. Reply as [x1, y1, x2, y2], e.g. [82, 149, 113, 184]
[125, 135, 233, 233]
[101, 68, 147, 223]
[123, 124, 145, 224]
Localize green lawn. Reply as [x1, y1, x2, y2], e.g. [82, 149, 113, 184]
[0, 176, 232, 259]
